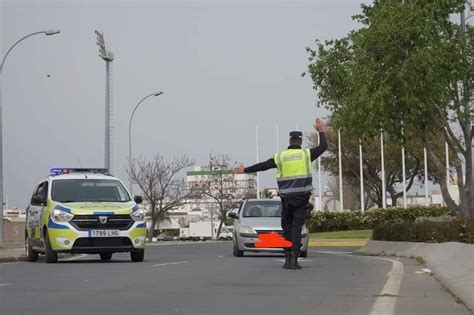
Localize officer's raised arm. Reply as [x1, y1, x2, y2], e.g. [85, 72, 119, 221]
[310, 118, 328, 162]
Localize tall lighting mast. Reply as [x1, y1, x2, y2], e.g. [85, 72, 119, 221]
[95, 30, 114, 173]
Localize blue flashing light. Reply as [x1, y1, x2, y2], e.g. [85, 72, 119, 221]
[50, 168, 109, 176]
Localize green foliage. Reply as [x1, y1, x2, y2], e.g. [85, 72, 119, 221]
[306, 0, 473, 217]
[310, 229, 373, 239]
[373, 219, 474, 244]
[307, 206, 453, 232]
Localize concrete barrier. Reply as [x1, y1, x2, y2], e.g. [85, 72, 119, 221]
[4, 221, 25, 244]
[356, 240, 474, 311]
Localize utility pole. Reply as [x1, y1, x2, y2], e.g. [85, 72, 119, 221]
[95, 31, 114, 173]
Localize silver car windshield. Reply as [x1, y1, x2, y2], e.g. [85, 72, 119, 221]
[52, 179, 131, 203]
[242, 201, 282, 218]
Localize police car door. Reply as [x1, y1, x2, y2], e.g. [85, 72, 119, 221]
[28, 181, 48, 243]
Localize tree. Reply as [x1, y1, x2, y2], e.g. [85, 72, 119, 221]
[127, 155, 195, 242]
[191, 154, 244, 239]
[306, 0, 473, 217]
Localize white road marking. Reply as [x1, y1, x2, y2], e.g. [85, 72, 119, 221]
[311, 251, 404, 315]
[63, 254, 88, 261]
[218, 256, 224, 258]
[276, 259, 312, 263]
[369, 257, 404, 315]
[316, 251, 353, 255]
[0, 283, 12, 287]
[152, 261, 190, 267]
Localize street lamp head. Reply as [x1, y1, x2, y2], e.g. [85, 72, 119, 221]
[44, 29, 61, 36]
[154, 91, 164, 97]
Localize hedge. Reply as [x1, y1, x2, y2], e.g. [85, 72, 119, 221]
[307, 206, 453, 232]
[373, 219, 474, 244]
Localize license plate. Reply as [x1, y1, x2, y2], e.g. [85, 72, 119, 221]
[89, 230, 119, 237]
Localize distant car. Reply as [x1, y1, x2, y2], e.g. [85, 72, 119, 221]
[156, 234, 172, 241]
[218, 227, 233, 240]
[228, 198, 309, 257]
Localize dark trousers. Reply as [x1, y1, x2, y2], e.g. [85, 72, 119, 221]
[281, 193, 310, 255]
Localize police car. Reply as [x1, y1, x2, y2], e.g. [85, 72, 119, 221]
[25, 168, 147, 263]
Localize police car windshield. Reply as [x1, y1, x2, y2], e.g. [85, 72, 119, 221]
[242, 201, 282, 218]
[52, 179, 131, 203]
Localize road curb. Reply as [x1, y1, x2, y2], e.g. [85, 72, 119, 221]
[355, 240, 474, 312]
[0, 256, 26, 263]
[309, 239, 368, 247]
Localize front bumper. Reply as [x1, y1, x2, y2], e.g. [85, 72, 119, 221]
[47, 220, 147, 253]
[236, 232, 309, 253]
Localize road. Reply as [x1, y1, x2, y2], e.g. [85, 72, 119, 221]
[0, 242, 470, 315]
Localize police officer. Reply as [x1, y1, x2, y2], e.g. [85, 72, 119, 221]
[233, 118, 327, 270]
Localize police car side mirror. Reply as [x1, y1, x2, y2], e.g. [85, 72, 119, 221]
[134, 195, 143, 204]
[31, 195, 45, 206]
[228, 212, 238, 219]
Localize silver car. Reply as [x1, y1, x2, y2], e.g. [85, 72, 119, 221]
[228, 198, 309, 257]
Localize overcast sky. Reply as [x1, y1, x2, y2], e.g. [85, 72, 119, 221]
[1, 0, 368, 208]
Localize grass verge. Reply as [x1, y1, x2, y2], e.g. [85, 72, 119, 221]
[310, 229, 373, 239]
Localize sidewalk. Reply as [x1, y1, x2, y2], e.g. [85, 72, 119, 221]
[0, 244, 25, 262]
[308, 238, 369, 247]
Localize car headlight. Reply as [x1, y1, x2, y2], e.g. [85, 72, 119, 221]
[51, 209, 73, 223]
[239, 226, 257, 234]
[131, 209, 145, 222]
[302, 226, 308, 235]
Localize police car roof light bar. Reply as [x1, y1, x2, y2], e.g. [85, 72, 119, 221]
[50, 168, 110, 176]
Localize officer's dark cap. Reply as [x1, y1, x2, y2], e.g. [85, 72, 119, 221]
[289, 131, 303, 140]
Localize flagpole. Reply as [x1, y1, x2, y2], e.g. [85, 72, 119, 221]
[318, 132, 323, 211]
[359, 138, 365, 213]
[424, 146, 429, 206]
[402, 127, 407, 208]
[381, 130, 386, 208]
[338, 128, 343, 211]
[256, 126, 260, 199]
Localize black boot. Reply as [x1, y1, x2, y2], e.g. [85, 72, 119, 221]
[283, 251, 290, 269]
[289, 252, 302, 270]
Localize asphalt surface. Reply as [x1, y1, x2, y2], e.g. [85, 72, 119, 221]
[0, 242, 470, 315]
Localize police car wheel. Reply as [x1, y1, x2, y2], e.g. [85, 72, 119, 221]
[130, 249, 144, 262]
[100, 253, 113, 261]
[44, 231, 58, 263]
[300, 251, 308, 258]
[233, 242, 244, 257]
[26, 239, 39, 262]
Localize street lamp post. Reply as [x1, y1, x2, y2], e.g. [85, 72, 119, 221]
[128, 91, 164, 192]
[0, 29, 60, 244]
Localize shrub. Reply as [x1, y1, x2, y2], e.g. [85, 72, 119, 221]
[373, 219, 474, 244]
[307, 206, 453, 232]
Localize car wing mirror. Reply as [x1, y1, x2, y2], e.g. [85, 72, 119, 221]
[134, 195, 143, 204]
[228, 212, 238, 219]
[31, 195, 44, 206]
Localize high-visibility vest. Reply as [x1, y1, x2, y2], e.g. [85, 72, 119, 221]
[273, 148, 313, 197]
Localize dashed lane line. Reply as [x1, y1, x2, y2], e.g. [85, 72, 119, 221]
[152, 261, 190, 267]
[63, 254, 88, 261]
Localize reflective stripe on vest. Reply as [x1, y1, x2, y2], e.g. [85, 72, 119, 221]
[273, 148, 313, 196]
